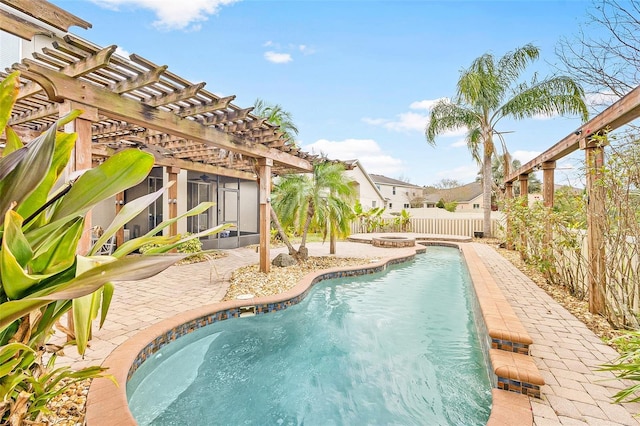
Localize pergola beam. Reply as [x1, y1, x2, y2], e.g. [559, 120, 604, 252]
[0, 8, 53, 40]
[506, 84, 640, 183]
[18, 60, 313, 171]
[178, 95, 235, 117]
[0, 0, 91, 32]
[92, 146, 257, 180]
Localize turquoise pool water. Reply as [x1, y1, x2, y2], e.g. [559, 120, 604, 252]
[127, 246, 492, 425]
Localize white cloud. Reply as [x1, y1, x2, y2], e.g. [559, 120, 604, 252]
[409, 98, 448, 110]
[91, 0, 239, 31]
[585, 91, 619, 107]
[362, 111, 429, 133]
[365, 99, 465, 136]
[264, 51, 293, 64]
[298, 44, 315, 55]
[451, 139, 467, 148]
[302, 138, 404, 176]
[114, 46, 130, 58]
[263, 40, 274, 47]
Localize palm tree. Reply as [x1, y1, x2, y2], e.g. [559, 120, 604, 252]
[425, 44, 588, 237]
[253, 98, 299, 146]
[272, 161, 355, 260]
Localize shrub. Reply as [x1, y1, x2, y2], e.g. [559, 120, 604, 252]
[0, 71, 226, 423]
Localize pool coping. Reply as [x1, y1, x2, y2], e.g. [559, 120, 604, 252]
[85, 242, 534, 425]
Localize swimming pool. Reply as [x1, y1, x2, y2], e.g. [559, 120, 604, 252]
[127, 246, 492, 425]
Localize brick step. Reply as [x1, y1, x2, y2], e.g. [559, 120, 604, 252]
[489, 349, 545, 399]
[462, 245, 534, 354]
[487, 389, 533, 426]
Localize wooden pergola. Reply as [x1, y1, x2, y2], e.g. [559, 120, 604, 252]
[504, 84, 640, 315]
[1, 0, 318, 272]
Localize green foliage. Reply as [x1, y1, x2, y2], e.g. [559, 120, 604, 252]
[600, 332, 640, 404]
[503, 129, 640, 330]
[444, 201, 458, 212]
[395, 209, 412, 232]
[436, 198, 445, 209]
[0, 71, 224, 423]
[140, 233, 210, 264]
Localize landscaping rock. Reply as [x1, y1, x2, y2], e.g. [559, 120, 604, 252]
[272, 253, 297, 267]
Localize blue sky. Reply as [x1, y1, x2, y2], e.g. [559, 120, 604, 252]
[50, 0, 598, 187]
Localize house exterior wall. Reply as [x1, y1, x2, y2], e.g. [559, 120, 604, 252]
[455, 194, 484, 211]
[345, 166, 385, 209]
[375, 183, 423, 212]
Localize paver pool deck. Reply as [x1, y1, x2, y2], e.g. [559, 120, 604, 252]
[58, 236, 640, 425]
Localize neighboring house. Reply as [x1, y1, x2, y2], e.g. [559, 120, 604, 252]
[369, 174, 426, 212]
[343, 160, 386, 210]
[431, 182, 484, 211]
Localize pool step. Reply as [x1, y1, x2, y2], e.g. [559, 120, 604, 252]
[489, 349, 544, 399]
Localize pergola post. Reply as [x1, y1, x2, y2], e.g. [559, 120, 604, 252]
[167, 167, 180, 237]
[519, 174, 529, 257]
[584, 142, 607, 315]
[258, 158, 273, 273]
[504, 182, 514, 250]
[542, 161, 556, 249]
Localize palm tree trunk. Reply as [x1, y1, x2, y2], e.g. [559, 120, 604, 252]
[483, 152, 493, 237]
[298, 200, 314, 260]
[269, 204, 297, 256]
[329, 222, 337, 254]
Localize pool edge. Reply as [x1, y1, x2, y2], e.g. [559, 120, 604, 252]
[86, 242, 534, 426]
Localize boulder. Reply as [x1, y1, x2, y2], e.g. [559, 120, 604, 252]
[272, 253, 297, 267]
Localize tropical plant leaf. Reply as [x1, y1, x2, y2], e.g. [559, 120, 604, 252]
[0, 254, 184, 331]
[89, 185, 167, 255]
[2, 126, 24, 156]
[99, 282, 114, 328]
[111, 235, 182, 258]
[142, 223, 232, 254]
[144, 201, 216, 238]
[17, 131, 77, 221]
[0, 122, 56, 221]
[50, 149, 154, 221]
[0, 71, 19, 136]
[30, 217, 83, 275]
[0, 146, 28, 183]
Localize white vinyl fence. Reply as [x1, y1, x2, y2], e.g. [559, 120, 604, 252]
[350, 217, 502, 238]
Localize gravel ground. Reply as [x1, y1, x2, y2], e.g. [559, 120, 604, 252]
[40, 241, 623, 425]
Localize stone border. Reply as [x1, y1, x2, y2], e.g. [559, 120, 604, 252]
[371, 236, 416, 248]
[86, 243, 534, 425]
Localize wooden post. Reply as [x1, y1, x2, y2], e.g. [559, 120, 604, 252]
[518, 174, 529, 258]
[115, 192, 124, 247]
[542, 161, 556, 249]
[61, 101, 97, 341]
[518, 173, 529, 200]
[258, 158, 273, 273]
[167, 167, 180, 237]
[585, 143, 607, 315]
[504, 181, 514, 250]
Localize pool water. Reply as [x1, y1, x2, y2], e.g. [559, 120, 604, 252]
[127, 246, 492, 425]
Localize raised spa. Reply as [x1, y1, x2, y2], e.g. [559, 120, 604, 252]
[127, 246, 492, 425]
